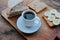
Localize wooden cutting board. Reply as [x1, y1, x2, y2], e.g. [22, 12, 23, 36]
[1, 0, 56, 40]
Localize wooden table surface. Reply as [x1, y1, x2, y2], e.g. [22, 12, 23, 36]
[0, 0, 25, 40]
[0, 0, 60, 40]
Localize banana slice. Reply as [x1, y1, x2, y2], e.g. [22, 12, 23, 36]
[53, 19, 60, 25]
[47, 15, 55, 21]
[50, 9, 58, 15]
[55, 13, 60, 18]
[44, 11, 51, 17]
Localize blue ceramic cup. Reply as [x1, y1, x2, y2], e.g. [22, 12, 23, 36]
[22, 10, 36, 27]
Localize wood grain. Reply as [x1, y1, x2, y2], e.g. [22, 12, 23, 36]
[1, 0, 57, 40]
[28, 0, 47, 13]
[43, 16, 54, 27]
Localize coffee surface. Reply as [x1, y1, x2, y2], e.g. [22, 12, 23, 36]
[23, 12, 35, 20]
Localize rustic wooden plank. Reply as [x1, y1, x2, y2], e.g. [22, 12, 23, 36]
[28, 0, 47, 13]
[42, 10, 60, 27]
[43, 16, 54, 27]
[1, 0, 56, 40]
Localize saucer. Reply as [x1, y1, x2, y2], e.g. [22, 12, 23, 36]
[17, 16, 41, 34]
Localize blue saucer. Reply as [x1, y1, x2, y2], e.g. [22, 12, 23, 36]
[17, 16, 41, 34]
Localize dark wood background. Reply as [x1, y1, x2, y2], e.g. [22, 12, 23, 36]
[0, 0, 60, 40]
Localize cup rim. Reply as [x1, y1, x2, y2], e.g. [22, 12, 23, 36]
[22, 10, 36, 21]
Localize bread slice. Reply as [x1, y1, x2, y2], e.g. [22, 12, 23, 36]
[28, 0, 47, 12]
[43, 9, 60, 27]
